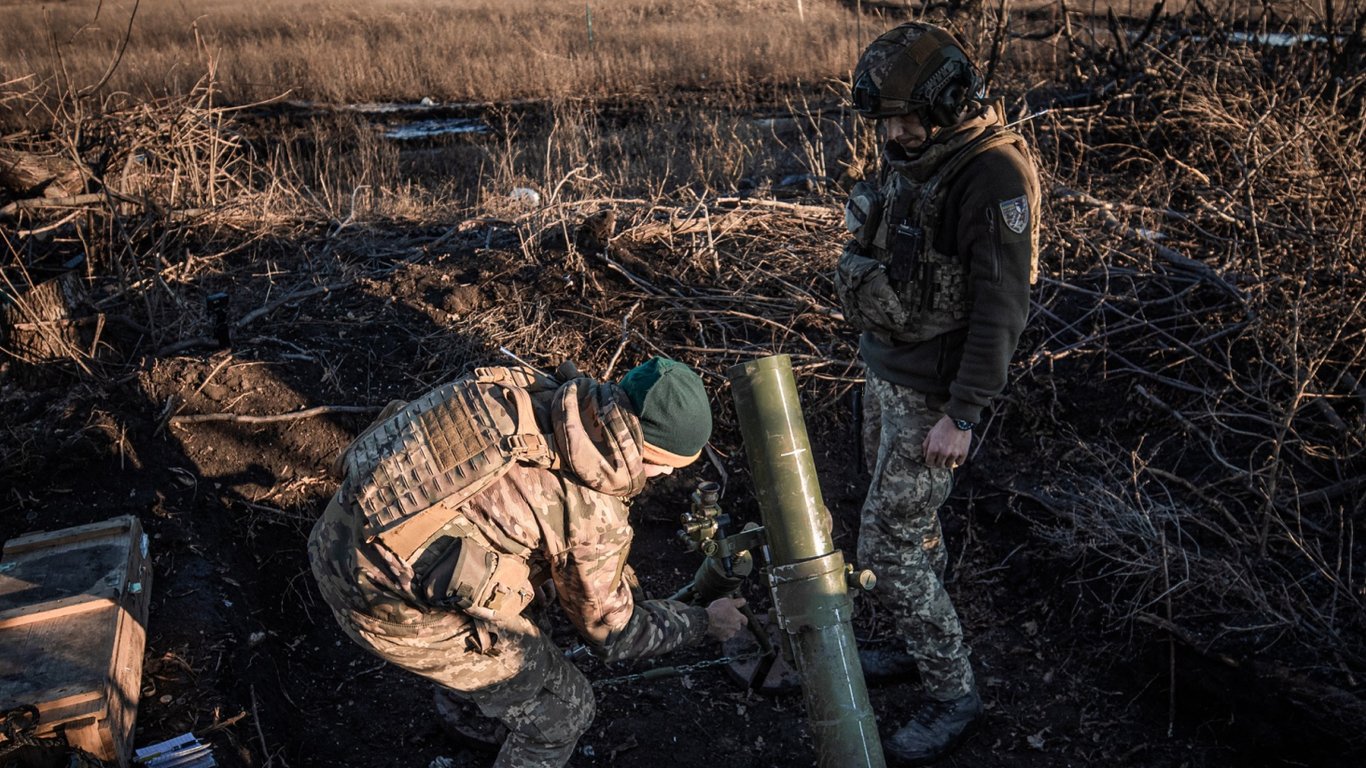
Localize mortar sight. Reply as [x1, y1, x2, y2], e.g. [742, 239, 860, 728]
[676, 480, 726, 552]
[671, 480, 758, 606]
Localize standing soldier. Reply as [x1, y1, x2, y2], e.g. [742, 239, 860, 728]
[309, 357, 747, 767]
[836, 22, 1041, 765]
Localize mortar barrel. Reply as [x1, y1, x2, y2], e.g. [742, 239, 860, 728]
[728, 354, 885, 768]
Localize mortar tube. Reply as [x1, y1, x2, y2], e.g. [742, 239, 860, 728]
[728, 354, 885, 768]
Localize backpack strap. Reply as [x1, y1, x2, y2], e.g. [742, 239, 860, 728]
[473, 366, 558, 469]
[473, 364, 557, 391]
[499, 385, 557, 469]
[917, 126, 1026, 227]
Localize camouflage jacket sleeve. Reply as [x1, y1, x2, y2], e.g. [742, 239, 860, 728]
[594, 596, 709, 663]
[552, 492, 708, 662]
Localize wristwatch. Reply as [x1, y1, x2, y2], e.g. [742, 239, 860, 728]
[952, 418, 976, 432]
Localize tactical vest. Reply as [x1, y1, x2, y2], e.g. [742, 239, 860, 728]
[842, 121, 1031, 344]
[337, 366, 558, 615]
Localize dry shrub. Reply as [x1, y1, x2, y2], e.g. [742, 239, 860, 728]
[3, 57, 856, 372]
[1006, 7, 1366, 738]
[469, 90, 861, 211]
[1, 70, 254, 373]
[2, 68, 418, 364]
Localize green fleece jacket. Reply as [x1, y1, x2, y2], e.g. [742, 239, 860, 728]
[859, 125, 1039, 424]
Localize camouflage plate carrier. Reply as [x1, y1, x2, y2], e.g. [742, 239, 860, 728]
[838, 105, 1034, 344]
[336, 366, 560, 618]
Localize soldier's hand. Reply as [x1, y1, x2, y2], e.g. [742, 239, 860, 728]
[704, 597, 748, 642]
[922, 415, 971, 470]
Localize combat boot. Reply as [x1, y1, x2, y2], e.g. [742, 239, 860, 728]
[857, 646, 920, 683]
[883, 688, 982, 765]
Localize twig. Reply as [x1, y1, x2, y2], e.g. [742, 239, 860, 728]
[235, 281, 352, 329]
[197, 710, 249, 736]
[170, 404, 380, 425]
[249, 685, 274, 768]
[154, 336, 216, 358]
[710, 196, 837, 219]
[333, 660, 387, 693]
[77, 0, 141, 97]
[603, 300, 642, 379]
[590, 252, 670, 296]
[982, 0, 1011, 94]
[0, 192, 107, 217]
[15, 210, 81, 237]
[326, 185, 370, 238]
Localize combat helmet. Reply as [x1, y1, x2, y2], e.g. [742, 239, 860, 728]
[852, 22, 984, 127]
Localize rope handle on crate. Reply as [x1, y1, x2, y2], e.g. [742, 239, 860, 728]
[0, 704, 111, 766]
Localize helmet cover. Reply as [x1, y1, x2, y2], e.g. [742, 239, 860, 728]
[852, 23, 980, 121]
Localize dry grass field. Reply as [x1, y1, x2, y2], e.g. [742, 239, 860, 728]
[0, 0, 1345, 109]
[2, 1, 1364, 767]
[1, 0, 869, 106]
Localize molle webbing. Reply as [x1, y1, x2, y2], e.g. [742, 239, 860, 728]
[340, 368, 554, 547]
[870, 123, 1029, 342]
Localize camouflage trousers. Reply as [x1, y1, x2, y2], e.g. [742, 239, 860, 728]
[857, 370, 976, 700]
[309, 500, 594, 768]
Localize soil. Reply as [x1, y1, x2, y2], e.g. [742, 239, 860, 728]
[1, 219, 1355, 768]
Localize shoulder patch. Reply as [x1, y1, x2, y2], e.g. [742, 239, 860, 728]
[999, 195, 1030, 235]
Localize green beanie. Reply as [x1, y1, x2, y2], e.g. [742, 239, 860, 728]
[617, 357, 712, 461]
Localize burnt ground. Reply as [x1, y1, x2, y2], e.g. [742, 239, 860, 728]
[1, 218, 1356, 768]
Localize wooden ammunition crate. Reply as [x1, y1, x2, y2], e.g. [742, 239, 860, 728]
[0, 516, 152, 767]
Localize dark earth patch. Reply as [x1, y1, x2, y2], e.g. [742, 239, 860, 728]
[5, 219, 1354, 768]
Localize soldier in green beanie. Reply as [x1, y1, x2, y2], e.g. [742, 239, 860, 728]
[617, 356, 714, 472]
[310, 356, 744, 768]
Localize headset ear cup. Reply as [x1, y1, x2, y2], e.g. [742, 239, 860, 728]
[930, 81, 964, 127]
